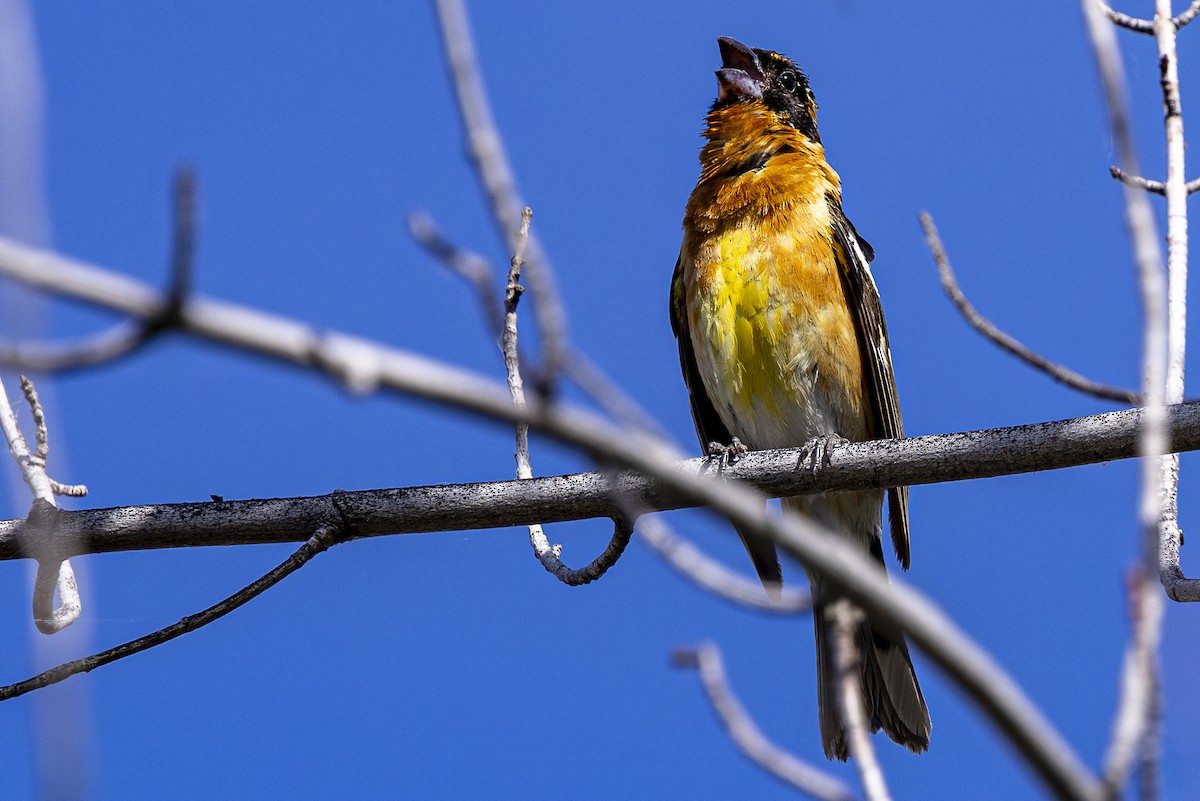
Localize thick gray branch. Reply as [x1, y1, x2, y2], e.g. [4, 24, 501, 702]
[1, 402, 1196, 561]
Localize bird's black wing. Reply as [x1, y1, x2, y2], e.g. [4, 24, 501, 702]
[827, 198, 912, 569]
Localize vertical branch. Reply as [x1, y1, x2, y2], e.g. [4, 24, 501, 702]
[1157, 0, 1188, 404]
[1152, 0, 1197, 601]
[163, 167, 197, 320]
[829, 602, 892, 801]
[504, 211, 534, 483]
[1136, 654, 1163, 801]
[501, 209, 632, 583]
[0, 376, 84, 633]
[1081, 2, 1169, 796]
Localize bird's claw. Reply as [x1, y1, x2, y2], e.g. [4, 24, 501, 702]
[801, 433, 846, 475]
[706, 437, 748, 468]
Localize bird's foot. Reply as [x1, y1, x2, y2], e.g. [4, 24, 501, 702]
[801, 433, 847, 474]
[706, 437, 748, 469]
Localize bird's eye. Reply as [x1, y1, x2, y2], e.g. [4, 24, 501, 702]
[779, 70, 798, 93]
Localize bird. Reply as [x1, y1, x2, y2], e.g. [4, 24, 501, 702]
[669, 36, 930, 760]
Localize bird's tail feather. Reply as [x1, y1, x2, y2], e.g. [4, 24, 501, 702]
[783, 493, 930, 760]
[813, 584, 931, 760]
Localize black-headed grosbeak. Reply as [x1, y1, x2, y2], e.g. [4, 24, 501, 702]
[670, 37, 930, 759]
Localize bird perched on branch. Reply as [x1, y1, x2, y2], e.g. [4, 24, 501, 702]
[669, 36, 930, 760]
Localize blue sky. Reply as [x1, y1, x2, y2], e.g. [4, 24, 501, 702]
[1, 2, 1197, 799]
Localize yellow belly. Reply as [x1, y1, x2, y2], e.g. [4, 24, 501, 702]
[683, 206, 866, 450]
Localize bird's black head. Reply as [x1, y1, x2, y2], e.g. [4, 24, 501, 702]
[713, 36, 820, 143]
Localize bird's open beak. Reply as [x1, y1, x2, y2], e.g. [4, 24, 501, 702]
[716, 36, 764, 100]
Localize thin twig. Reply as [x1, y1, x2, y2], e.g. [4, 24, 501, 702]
[503, 209, 632, 584]
[637, 516, 811, 614]
[21, 376, 84, 497]
[0, 168, 199, 372]
[673, 643, 859, 801]
[411, 209, 668, 438]
[920, 212, 1142, 405]
[1100, 3, 1155, 32]
[0, 322, 153, 372]
[503, 209, 532, 466]
[829, 602, 892, 801]
[1111, 166, 1166, 194]
[20, 377, 85, 630]
[1111, 166, 1200, 197]
[0, 375, 84, 632]
[25, 373, 46, 458]
[157, 167, 196, 329]
[433, 0, 570, 392]
[0, 524, 341, 701]
[1172, 0, 1200, 27]
[407, 210, 504, 339]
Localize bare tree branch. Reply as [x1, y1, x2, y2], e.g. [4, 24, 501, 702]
[505, 206, 535, 469]
[0, 402, 1197, 560]
[0, 524, 341, 701]
[411, 211, 668, 437]
[0, 167, 198, 372]
[920, 211, 1141, 405]
[1173, 0, 1200, 27]
[501, 208, 633, 584]
[1109, 166, 1200, 195]
[432, 0, 569, 390]
[1095, 1, 1200, 31]
[1104, 567, 1166, 798]
[1137, 657, 1163, 801]
[745, 509, 1101, 801]
[829, 602, 892, 801]
[0, 375, 84, 632]
[1103, 570, 1158, 796]
[29, 556, 77, 634]
[1110, 166, 1166, 194]
[673, 643, 858, 801]
[1100, 3, 1156, 32]
[408, 210, 504, 339]
[637, 516, 811, 614]
[1083, 3, 1172, 798]
[1149, 0, 1199, 603]
[0, 324, 154, 373]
